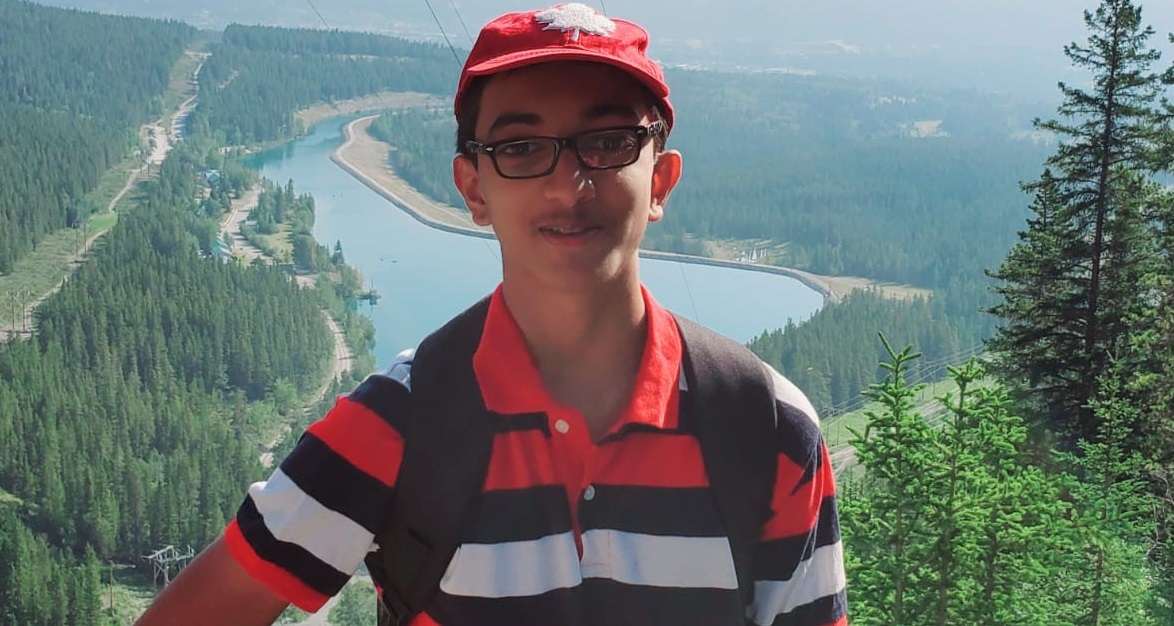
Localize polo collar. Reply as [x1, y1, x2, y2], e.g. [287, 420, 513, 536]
[472, 284, 682, 431]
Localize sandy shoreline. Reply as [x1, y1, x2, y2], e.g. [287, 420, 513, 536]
[329, 115, 842, 303]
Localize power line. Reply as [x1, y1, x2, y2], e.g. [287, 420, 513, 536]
[421, 0, 463, 65]
[678, 262, 700, 323]
[303, 0, 330, 29]
[448, 0, 475, 45]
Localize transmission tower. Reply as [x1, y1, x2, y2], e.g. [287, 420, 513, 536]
[144, 545, 195, 589]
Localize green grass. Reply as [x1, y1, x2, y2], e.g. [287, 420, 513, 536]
[0, 206, 125, 315]
[160, 40, 210, 119]
[0, 486, 22, 506]
[104, 572, 158, 625]
[821, 376, 969, 449]
[256, 224, 294, 260]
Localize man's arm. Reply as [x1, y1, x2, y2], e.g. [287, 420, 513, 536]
[133, 536, 289, 626]
[749, 368, 848, 626]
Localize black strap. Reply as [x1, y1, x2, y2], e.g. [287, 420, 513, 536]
[675, 314, 778, 609]
[370, 297, 494, 626]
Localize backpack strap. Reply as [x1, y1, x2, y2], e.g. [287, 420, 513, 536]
[675, 314, 778, 610]
[368, 297, 495, 626]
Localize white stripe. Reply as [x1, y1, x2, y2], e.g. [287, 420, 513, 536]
[439, 532, 582, 598]
[581, 529, 738, 589]
[248, 469, 375, 575]
[750, 542, 846, 625]
[376, 349, 415, 390]
[764, 362, 820, 426]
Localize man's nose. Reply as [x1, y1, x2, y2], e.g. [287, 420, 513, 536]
[542, 146, 596, 205]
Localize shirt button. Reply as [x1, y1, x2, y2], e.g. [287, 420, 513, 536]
[583, 485, 596, 501]
[554, 419, 570, 434]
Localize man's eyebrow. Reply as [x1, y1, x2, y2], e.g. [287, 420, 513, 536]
[487, 112, 542, 136]
[583, 103, 641, 121]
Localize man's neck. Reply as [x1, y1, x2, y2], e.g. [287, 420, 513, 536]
[501, 276, 648, 438]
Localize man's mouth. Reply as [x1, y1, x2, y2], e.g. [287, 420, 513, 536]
[540, 226, 596, 235]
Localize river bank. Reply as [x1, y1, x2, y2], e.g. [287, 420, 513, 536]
[329, 114, 845, 303]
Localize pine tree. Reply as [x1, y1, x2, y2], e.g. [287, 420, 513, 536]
[986, 0, 1166, 443]
[1054, 376, 1161, 625]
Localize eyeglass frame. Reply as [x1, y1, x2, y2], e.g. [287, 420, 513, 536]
[462, 120, 667, 180]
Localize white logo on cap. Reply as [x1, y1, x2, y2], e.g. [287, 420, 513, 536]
[535, 3, 616, 42]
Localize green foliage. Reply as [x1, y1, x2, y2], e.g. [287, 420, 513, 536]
[748, 291, 965, 414]
[190, 25, 453, 144]
[0, 139, 338, 618]
[0, 0, 194, 123]
[986, 0, 1169, 443]
[841, 340, 1160, 624]
[0, 508, 109, 626]
[329, 578, 379, 626]
[0, 0, 194, 274]
[369, 109, 464, 207]
[1053, 375, 1162, 625]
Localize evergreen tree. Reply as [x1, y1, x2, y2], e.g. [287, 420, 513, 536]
[1054, 375, 1162, 625]
[329, 578, 379, 626]
[842, 340, 1079, 625]
[987, 0, 1167, 443]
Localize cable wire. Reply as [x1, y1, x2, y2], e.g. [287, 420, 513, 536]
[448, 0, 475, 45]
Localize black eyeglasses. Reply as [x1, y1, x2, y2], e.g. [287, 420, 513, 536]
[463, 121, 666, 180]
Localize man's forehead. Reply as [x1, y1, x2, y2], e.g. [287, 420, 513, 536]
[477, 62, 650, 125]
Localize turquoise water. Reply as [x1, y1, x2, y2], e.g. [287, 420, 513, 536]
[245, 118, 822, 367]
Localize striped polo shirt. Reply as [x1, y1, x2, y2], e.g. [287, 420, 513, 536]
[226, 285, 847, 625]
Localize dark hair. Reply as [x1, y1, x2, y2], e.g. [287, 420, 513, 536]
[455, 76, 669, 157]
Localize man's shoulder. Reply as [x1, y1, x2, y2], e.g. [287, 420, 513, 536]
[759, 362, 820, 430]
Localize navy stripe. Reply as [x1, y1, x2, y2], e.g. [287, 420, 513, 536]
[776, 400, 823, 490]
[580, 486, 726, 537]
[491, 411, 551, 435]
[236, 496, 349, 597]
[601, 421, 690, 443]
[753, 495, 841, 581]
[463, 485, 572, 544]
[279, 433, 394, 533]
[347, 373, 412, 434]
[581, 578, 744, 626]
[427, 586, 584, 626]
[764, 589, 847, 626]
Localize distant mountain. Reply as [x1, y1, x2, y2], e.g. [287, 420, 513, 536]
[37, 0, 1174, 100]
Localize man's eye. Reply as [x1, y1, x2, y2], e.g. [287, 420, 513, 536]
[583, 132, 637, 153]
[497, 141, 542, 157]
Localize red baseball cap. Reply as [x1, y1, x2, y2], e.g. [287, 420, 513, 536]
[455, 3, 675, 130]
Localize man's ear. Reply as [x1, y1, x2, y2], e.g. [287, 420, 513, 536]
[453, 154, 491, 226]
[648, 149, 682, 223]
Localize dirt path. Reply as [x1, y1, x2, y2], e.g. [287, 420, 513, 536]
[331, 115, 491, 234]
[220, 184, 267, 262]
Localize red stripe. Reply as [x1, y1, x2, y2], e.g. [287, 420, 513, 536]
[593, 433, 708, 488]
[483, 429, 562, 490]
[823, 616, 848, 626]
[760, 452, 832, 541]
[306, 397, 403, 488]
[409, 612, 443, 626]
[223, 520, 329, 612]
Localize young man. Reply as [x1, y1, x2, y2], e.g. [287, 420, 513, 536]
[134, 4, 847, 625]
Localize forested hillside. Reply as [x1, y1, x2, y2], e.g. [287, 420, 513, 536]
[0, 0, 194, 274]
[188, 24, 453, 144]
[0, 128, 342, 622]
